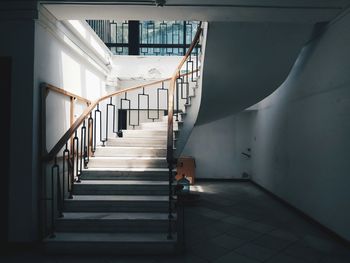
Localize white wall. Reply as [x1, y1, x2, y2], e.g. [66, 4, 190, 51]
[182, 111, 255, 179]
[35, 11, 111, 152]
[250, 10, 350, 241]
[196, 21, 314, 124]
[109, 55, 181, 84]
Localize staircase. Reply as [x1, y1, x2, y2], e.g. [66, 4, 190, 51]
[45, 116, 181, 254]
[42, 22, 204, 255]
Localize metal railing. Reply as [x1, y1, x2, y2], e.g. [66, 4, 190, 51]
[86, 20, 200, 56]
[41, 22, 203, 239]
[165, 21, 202, 239]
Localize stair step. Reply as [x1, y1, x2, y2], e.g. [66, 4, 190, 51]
[74, 180, 169, 195]
[64, 195, 170, 212]
[122, 130, 176, 138]
[56, 212, 174, 233]
[45, 232, 177, 254]
[80, 168, 174, 181]
[140, 121, 181, 130]
[162, 114, 187, 121]
[87, 157, 168, 168]
[138, 126, 179, 131]
[105, 137, 167, 147]
[94, 146, 166, 157]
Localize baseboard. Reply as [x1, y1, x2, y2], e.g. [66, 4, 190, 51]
[250, 180, 350, 248]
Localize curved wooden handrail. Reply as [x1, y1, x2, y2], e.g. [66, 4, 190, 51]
[43, 70, 198, 162]
[166, 22, 202, 163]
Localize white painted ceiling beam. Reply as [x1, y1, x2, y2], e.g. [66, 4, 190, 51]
[44, 3, 345, 23]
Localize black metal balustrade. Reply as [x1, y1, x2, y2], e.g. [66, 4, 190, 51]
[41, 23, 203, 240]
[86, 20, 199, 56]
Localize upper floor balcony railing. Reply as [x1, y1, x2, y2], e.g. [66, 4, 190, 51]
[86, 20, 200, 56]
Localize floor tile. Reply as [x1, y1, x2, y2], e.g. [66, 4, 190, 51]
[191, 241, 230, 261]
[213, 251, 260, 263]
[265, 253, 310, 263]
[211, 234, 247, 250]
[234, 243, 278, 261]
[283, 243, 326, 263]
[252, 233, 294, 250]
[226, 226, 263, 241]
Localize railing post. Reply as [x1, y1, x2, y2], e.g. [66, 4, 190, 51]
[50, 157, 59, 238]
[176, 194, 185, 253]
[167, 162, 174, 240]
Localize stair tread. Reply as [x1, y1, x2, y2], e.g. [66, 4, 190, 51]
[96, 146, 166, 150]
[46, 232, 176, 243]
[82, 168, 174, 172]
[67, 195, 168, 201]
[89, 157, 166, 160]
[108, 137, 167, 140]
[77, 180, 168, 185]
[58, 212, 171, 220]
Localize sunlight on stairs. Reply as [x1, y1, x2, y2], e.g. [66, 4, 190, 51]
[45, 116, 179, 254]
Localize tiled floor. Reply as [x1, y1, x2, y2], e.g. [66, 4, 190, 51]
[1, 181, 350, 262]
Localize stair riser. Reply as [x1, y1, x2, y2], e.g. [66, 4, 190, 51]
[80, 170, 174, 181]
[87, 159, 168, 168]
[64, 201, 170, 212]
[94, 148, 166, 157]
[56, 220, 174, 233]
[74, 185, 169, 196]
[141, 123, 179, 129]
[80, 172, 169, 181]
[45, 242, 176, 255]
[138, 127, 179, 131]
[122, 130, 176, 138]
[105, 140, 167, 147]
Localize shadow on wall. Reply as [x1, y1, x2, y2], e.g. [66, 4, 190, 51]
[182, 111, 256, 179]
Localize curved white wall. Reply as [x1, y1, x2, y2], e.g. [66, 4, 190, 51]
[196, 21, 314, 124]
[251, 10, 350, 241]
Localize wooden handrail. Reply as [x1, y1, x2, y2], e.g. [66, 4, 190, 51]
[166, 22, 202, 163]
[43, 70, 198, 162]
[45, 83, 91, 105]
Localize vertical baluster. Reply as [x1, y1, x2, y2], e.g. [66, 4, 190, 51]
[94, 104, 101, 149]
[137, 89, 141, 127]
[63, 143, 69, 202]
[157, 83, 161, 120]
[80, 120, 86, 174]
[186, 74, 189, 105]
[50, 156, 59, 238]
[167, 162, 174, 240]
[105, 98, 112, 144]
[127, 93, 133, 129]
[67, 146, 73, 200]
[100, 104, 105, 146]
[146, 89, 152, 122]
[73, 130, 79, 184]
[157, 81, 168, 119]
[110, 97, 118, 136]
[87, 113, 94, 159]
[196, 46, 199, 78]
[176, 77, 179, 121]
[119, 95, 124, 135]
[183, 21, 186, 55]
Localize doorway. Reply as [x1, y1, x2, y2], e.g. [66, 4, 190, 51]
[0, 57, 11, 243]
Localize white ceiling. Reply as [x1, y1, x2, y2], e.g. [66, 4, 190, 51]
[42, 0, 350, 22]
